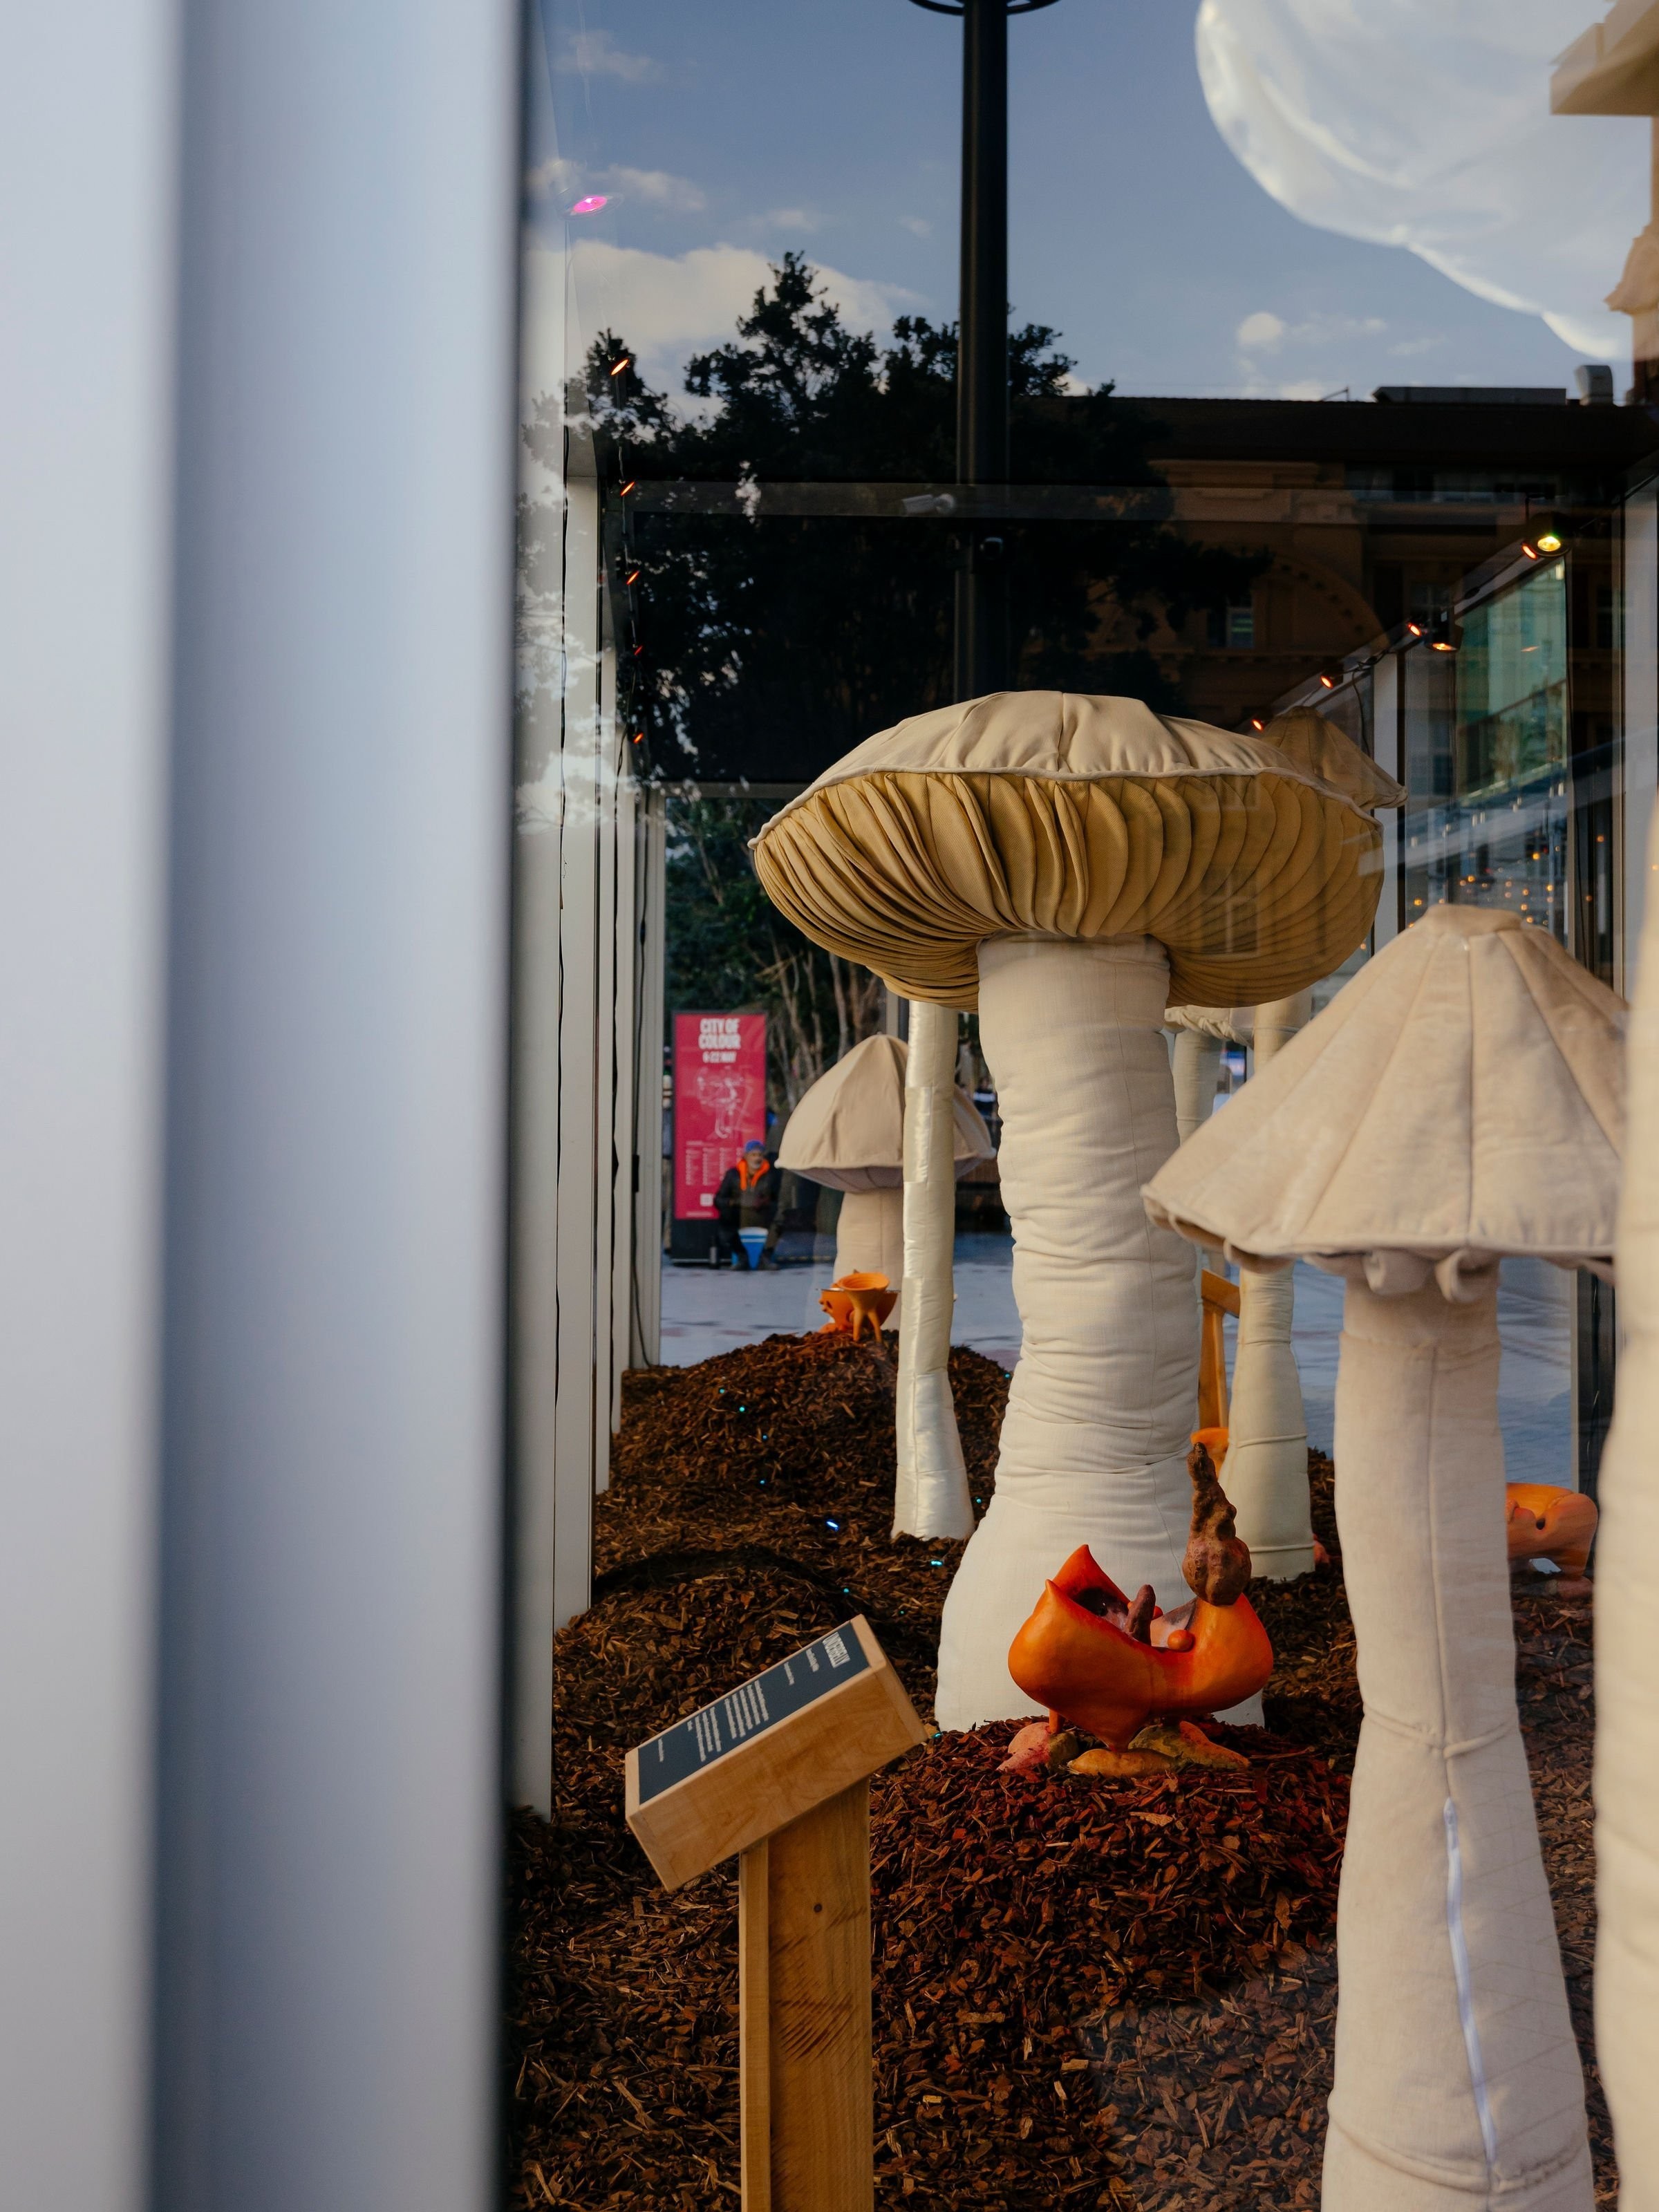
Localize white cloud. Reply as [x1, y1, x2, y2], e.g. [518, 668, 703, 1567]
[1237, 310, 1286, 350]
[525, 160, 705, 214]
[1196, 0, 1644, 364]
[1388, 334, 1446, 359]
[562, 242, 924, 391]
[525, 154, 580, 203]
[899, 215, 932, 239]
[603, 167, 706, 213]
[561, 30, 659, 83]
[762, 208, 823, 234]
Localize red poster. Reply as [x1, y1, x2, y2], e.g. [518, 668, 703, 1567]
[673, 1012, 768, 1221]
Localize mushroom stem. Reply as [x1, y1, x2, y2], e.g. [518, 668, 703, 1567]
[1324, 1273, 1590, 2209]
[1171, 1027, 1224, 1145]
[893, 1000, 974, 1539]
[832, 1185, 903, 1284]
[1225, 993, 1315, 1580]
[935, 935, 1199, 1730]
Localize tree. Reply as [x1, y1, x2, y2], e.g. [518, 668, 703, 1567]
[664, 794, 883, 1116]
[520, 255, 1265, 1100]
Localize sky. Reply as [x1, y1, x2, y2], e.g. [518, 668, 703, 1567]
[527, 0, 1648, 408]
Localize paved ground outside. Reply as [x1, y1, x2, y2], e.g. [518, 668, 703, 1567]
[659, 1235, 1574, 1487]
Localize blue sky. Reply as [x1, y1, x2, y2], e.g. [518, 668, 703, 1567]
[531, 0, 1642, 404]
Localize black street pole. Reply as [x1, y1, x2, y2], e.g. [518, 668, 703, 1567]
[909, 0, 1058, 701]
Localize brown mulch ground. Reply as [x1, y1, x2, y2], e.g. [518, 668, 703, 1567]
[508, 1329, 1608, 2208]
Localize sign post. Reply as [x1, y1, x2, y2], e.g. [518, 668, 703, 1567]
[626, 1618, 926, 2211]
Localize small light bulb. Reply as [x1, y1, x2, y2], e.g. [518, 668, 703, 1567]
[1535, 531, 1562, 554]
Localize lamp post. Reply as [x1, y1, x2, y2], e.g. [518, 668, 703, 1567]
[908, 0, 1061, 698]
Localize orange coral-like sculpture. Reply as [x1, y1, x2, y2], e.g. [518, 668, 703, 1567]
[1506, 1482, 1597, 1590]
[816, 1271, 897, 1342]
[1005, 1443, 1273, 1751]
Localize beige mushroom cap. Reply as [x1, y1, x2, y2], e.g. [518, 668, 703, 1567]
[1259, 706, 1406, 814]
[776, 1033, 994, 1193]
[1142, 905, 1625, 1292]
[752, 691, 1385, 1011]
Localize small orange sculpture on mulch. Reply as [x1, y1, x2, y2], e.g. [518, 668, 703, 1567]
[1507, 1481, 1597, 1595]
[1001, 1439, 1273, 1779]
[816, 1270, 897, 1342]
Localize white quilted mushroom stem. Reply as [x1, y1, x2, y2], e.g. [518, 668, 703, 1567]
[935, 935, 1199, 1729]
[1226, 991, 1315, 1580]
[832, 1185, 903, 1283]
[893, 1000, 975, 1540]
[1324, 1273, 1591, 2211]
[1597, 831, 1659, 2204]
[1172, 1027, 1224, 1145]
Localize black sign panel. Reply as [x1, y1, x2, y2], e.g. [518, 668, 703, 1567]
[633, 1622, 870, 1806]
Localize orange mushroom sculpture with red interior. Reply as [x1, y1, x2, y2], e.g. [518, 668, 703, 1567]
[1000, 1438, 1273, 1777]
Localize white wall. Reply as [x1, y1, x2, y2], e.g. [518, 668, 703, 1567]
[0, 5, 176, 2203]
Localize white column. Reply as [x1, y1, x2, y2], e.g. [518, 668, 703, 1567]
[552, 462, 603, 1629]
[1623, 474, 1658, 997]
[1371, 652, 1403, 952]
[630, 788, 667, 1367]
[1171, 1028, 1223, 1143]
[894, 1001, 975, 1539]
[1325, 1277, 1588, 2208]
[153, 1, 516, 2204]
[1597, 798, 1659, 2203]
[937, 935, 1199, 1729]
[1225, 991, 1315, 1581]
[0, 4, 174, 2202]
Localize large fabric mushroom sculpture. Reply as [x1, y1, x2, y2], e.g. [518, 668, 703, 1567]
[1144, 903, 1621, 2211]
[752, 690, 1384, 1728]
[778, 1029, 993, 1537]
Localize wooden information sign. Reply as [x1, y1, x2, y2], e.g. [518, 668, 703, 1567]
[626, 1615, 926, 2211]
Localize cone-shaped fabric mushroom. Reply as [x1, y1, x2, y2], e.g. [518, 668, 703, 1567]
[753, 691, 1384, 1729]
[778, 1033, 991, 1283]
[1144, 904, 1620, 2211]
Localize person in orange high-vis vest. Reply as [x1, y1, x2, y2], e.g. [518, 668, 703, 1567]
[713, 1139, 781, 1267]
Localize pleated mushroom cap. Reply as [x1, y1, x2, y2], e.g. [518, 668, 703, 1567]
[776, 1033, 994, 1194]
[1142, 906, 1625, 1285]
[751, 691, 1387, 1011]
[1259, 706, 1406, 814]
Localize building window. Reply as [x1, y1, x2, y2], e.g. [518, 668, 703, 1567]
[1209, 599, 1255, 648]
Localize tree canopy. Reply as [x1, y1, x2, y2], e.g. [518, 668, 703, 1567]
[519, 253, 1264, 1110]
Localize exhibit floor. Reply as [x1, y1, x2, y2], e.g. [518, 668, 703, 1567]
[662, 1237, 1576, 1486]
[511, 1331, 1604, 2207]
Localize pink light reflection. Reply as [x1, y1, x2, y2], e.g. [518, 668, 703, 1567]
[570, 194, 608, 216]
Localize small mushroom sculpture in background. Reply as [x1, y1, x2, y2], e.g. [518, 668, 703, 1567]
[778, 1029, 993, 1536]
[1144, 903, 1621, 2211]
[1163, 709, 1405, 1587]
[753, 691, 1385, 1730]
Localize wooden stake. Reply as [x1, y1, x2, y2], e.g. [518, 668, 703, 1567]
[626, 1620, 921, 2206]
[738, 1836, 772, 2212]
[740, 1784, 872, 2212]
